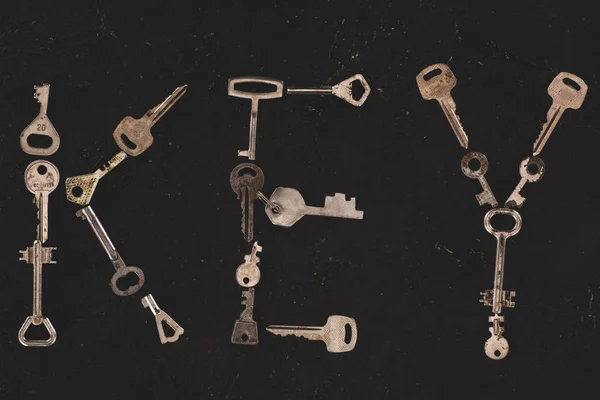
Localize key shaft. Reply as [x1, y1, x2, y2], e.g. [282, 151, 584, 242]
[146, 85, 188, 125]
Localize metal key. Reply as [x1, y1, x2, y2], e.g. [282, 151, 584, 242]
[264, 187, 364, 228]
[24, 160, 60, 244]
[65, 151, 128, 205]
[142, 294, 184, 344]
[228, 77, 284, 160]
[113, 85, 187, 157]
[533, 72, 588, 156]
[230, 163, 265, 242]
[20, 83, 60, 156]
[505, 156, 545, 208]
[236, 241, 262, 288]
[416, 64, 469, 149]
[266, 315, 358, 353]
[287, 74, 371, 107]
[231, 287, 259, 345]
[480, 208, 522, 360]
[76, 205, 145, 296]
[461, 152, 498, 208]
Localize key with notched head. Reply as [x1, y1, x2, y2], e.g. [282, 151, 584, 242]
[236, 241, 262, 288]
[505, 156, 545, 208]
[461, 152, 498, 208]
[230, 163, 265, 242]
[231, 287, 259, 345]
[24, 160, 60, 244]
[20, 84, 60, 156]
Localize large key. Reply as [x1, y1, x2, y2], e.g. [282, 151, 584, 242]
[231, 287, 259, 345]
[266, 315, 358, 353]
[113, 85, 187, 157]
[228, 77, 284, 160]
[20, 83, 60, 156]
[287, 74, 371, 107]
[416, 64, 469, 149]
[264, 187, 364, 228]
[533, 72, 588, 156]
[230, 163, 265, 242]
[236, 241, 262, 288]
[76, 205, 145, 296]
[505, 156, 545, 208]
[142, 294, 184, 344]
[461, 152, 498, 208]
[24, 160, 60, 244]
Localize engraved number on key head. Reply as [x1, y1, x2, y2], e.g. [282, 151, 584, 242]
[236, 241, 262, 288]
[287, 74, 371, 107]
[20, 84, 60, 156]
[25, 160, 60, 244]
[231, 288, 259, 345]
[142, 294, 184, 344]
[461, 152, 498, 208]
[230, 163, 265, 242]
[505, 156, 545, 208]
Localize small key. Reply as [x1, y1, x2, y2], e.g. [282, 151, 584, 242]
[231, 287, 259, 345]
[266, 315, 358, 353]
[113, 85, 187, 157]
[461, 152, 498, 208]
[230, 163, 265, 242]
[287, 74, 371, 107]
[236, 241, 262, 288]
[533, 72, 588, 156]
[142, 294, 184, 344]
[76, 205, 145, 296]
[485, 315, 509, 360]
[24, 160, 60, 244]
[65, 151, 128, 205]
[20, 83, 60, 156]
[265, 187, 364, 228]
[228, 77, 284, 160]
[505, 156, 545, 208]
[416, 64, 469, 149]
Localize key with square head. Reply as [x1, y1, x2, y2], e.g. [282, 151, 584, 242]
[20, 83, 60, 156]
[230, 163, 265, 242]
[236, 241, 262, 288]
[287, 74, 371, 107]
[461, 152, 498, 208]
[228, 77, 284, 160]
[142, 294, 184, 344]
[113, 85, 187, 157]
[267, 315, 358, 353]
[24, 160, 60, 244]
[65, 151, 128, 205]
[505, 156, 545, 208]
[416, 64, 469, 149]
[76, 205, 145, 296]
[264, 187, 364, 228]
[231, 287, 259, 345]
[533, 72, 588, 156]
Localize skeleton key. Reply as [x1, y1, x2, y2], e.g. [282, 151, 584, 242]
[236, 241, 262, 288]
[264, 187, 364, 228]
[266, 315, 358, 353]
[505, 156, 545, 208]
[76, 206, 145, 296]
[65, 151, 128, 205]
[24, 160, 60, 244]
[142, 294, 184, 344]
[461, 152, 498, 208]
[228, 77, 284, 160]
[416, 64, 469, 149]
[113, 85, 187, 157]
[533, 72, 588, 156]
[231, 287, 259, 345]
[230, 163, 265, 242]
[287, 74, 371, 106]
[20, 83, 60, 156]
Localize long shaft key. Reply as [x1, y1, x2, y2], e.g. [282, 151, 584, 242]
[287, 74, 371, 106]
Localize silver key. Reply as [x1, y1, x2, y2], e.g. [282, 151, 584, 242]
[505, 156, 545, 208]
[65, 151, 128, 205]
[287, 74, 371, 107]
[265, 187, 364, 228]
[24, 160, 60, 244]
[461, 152, 498, 208]
[236, 241, 262, 288]
[76, 205, 145, 296]
[266, 315, 358, 353]
[533, 72, 588, 156]
[230, 163, 265, 242]
[416, 64, 469, 149]
[142, 294, 184, 344]
[20, 83, 60, 156]
[231, 287, 259, 345]
[228, 77, 284, 160]
[113, 85, 187, 157]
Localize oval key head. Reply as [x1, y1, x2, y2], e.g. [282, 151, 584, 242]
[110, 266, 145, 296]
[227, 77, 284, 100]
[461, 152, 489, 178]
[264, 187, 306, 227]
[229, 163, 265, 195]
[549, 72, 588, 110]
[324, 315, 358, 353]
[113, 116, 153, 157]
[416, 63, 456, 100]
[331, 74, 371, 107]
[485, 335, 509, 360]
[484, 208, 522, 238]
[519, 156, 545, 183]
[24, 160, 60, 194]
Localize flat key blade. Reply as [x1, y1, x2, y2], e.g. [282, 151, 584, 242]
[532, 104, 564, 156]
[147, 85, 188, 125]
[439, 97, 468, 149]
[240, 187, 254, 242]
[266, 325, 325, 342]
[37, 193, 49, 243]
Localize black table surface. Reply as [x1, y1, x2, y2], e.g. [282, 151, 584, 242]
[1, 1, 599, 399]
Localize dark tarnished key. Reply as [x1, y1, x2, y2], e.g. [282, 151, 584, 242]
[230, 163, 265, 242]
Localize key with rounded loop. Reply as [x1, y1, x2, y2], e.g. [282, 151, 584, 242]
[236, 241, 262, 288]
[76, 206, 145, 296]
[20, 83, 60, 156]
[228, 77, 284, 160]
[461, 152, 498, 208]
[230, 163, 265, 242]
[25, 160, 60, 244]
[287, 74, 371, 107]
[142, 294, 184, 344]
[505, 156, 545, 208]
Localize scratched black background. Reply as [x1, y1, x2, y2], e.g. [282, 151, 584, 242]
[1, 1, 599, 399]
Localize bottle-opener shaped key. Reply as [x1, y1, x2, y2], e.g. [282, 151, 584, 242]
[230, 163, 265, 242]
[20, 84, 60, 156]
[264, 187, 364, 227]
[76, 206, 145, 296]
[505, 156, 545, 208]
[231, 287, 259, 345]
[142, 294, 184, 344]
[287, 74, 371, 107]
[236, 241, 262, 288]
[24, 160, 60, 244]
[416, 64, 469, 149]
[267, 315, 358, 353]
[228, 77, 284, 160]
[113, 85, 187, 157]
[480, 208, 522, 360]
[461, 152, 498, 208]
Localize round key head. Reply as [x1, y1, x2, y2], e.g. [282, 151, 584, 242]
[416, 63, 457, 100]
[110, 266, 145, 296]
[485, 335, 509, 360]
[24, 160, 60, 194]
[461, 152, 489, 178]
[484, 208, 522, 238]
[519, 156, 545, 183]
[236, 261, 261, 287]
[229, 163, 265, 197]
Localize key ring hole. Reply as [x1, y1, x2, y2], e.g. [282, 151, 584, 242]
[344, 324, 352, 344]
[423, 68, 442, 81]
[563, 77, 581, 91]
[71, 186, 84, 198]
[468, 158, 481, 172]
[237, 167, 257, 177]
[120, 134, 137, 150]
[520, 156, 545, 182]
[234, 82, 280, 94]
[37, 165, 48, 175]
[27, 134, 53, 149]
[484, 208, 522, 237]
[116, 271, 141, 291]
[527, 163, 539, 175]
[351, 80, 366, 101]
[243, 277, 250, 284]
[241, 333, 249, 342]
[494, 350, 501, 357]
